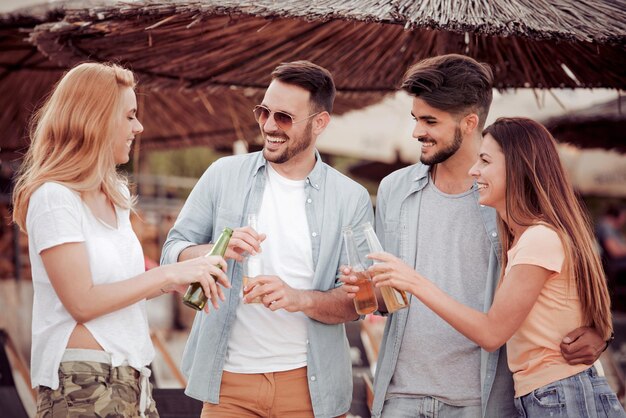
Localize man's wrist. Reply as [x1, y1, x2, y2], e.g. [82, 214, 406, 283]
[299, 290, 314, 311]
[603, 332, 615, 352]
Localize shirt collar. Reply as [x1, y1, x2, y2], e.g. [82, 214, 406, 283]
[412, 163, 430, 182]
[252, 149, 324, 191]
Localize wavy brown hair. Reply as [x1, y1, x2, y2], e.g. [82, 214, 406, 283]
[484, 117, 612, 339]
[13, 62, 137, 231]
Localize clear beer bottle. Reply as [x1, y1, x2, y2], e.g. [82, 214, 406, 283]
[361, 222, 409, 313]
[342, 226, 378, 315]
[242, 214, 263, 303]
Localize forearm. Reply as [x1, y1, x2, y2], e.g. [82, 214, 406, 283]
[70, 268, 171, 323]
[178, 244, 213, 261]
[299, 287, 359, 324]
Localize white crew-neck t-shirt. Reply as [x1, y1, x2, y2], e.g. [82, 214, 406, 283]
[26, 182, 154, 389]
[224, 164, 315, 373]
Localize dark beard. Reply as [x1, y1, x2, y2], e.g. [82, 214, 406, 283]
[420, 127, 463, 165]
[263, 120, 313, 164]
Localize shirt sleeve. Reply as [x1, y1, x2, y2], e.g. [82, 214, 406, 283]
[508, 225, 564, 274]
[26, 183, 85, 254]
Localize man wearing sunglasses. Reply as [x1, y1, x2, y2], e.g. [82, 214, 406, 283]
[162, 60, 373, 417]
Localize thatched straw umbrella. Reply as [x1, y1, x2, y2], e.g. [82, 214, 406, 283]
[0, 7, 260, 159]
[30, 0, 626, 92]
[1, 2, 381, 159]
[545, 96, 626, 153]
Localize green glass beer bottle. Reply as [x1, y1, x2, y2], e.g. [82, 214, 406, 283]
[182, 227, 233, 311]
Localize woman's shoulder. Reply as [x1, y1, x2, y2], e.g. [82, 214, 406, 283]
[519, 223, 562, 250]
[31, 182, 81, 204]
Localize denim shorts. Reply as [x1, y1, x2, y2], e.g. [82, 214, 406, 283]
[514, 366, 625, 417]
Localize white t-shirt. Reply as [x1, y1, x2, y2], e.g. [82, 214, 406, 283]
[224, 164, 315, 373]
[26, 182, 154, 389]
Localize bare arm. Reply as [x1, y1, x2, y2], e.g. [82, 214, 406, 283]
[42, 242, 229, 322]
[244, 275, 359, 324]
[369, 252, 550, 352]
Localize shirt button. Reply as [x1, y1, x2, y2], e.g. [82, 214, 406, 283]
[480, 204, 485, 207]
[306, 339, 310, 344]
[314, 184, 319, 188]
[307, 198, 312, 203]
[310, 376, 316, 381]
[491, 232, 497, 237]
[312, 232, 318, 237]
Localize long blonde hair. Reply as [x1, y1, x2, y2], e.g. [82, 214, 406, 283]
[12, 62, 136, 231]
[484, 117, 612, 340]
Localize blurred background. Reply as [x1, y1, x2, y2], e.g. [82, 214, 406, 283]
[1, 0, 625, 416]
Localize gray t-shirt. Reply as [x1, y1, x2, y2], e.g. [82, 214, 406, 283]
[387, 180, 491, 406]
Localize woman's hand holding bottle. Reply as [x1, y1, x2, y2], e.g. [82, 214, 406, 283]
[162, 255, 230, 312]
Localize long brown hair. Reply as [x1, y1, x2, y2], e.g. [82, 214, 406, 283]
[484, 117, 612, 339]
[13, 62, 136, 231]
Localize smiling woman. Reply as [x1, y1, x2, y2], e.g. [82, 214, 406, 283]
[113, 87, 144, 165]
[11, 62, 228, 418]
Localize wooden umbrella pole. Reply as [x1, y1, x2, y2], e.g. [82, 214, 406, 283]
[150, 330, 187, 387]
[2, 330, 37, 401]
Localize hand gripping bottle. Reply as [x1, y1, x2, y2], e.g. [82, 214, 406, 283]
[182, 227, 233, 311]
[342, 226, 378, 315]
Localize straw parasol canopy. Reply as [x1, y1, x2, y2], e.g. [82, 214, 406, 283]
[0, 8, 259, 159]
[30, 0, 626, 92]
[545, 96, 626, 153]
[1, 2, 382, 159]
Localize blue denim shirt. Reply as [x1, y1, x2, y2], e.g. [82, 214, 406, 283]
[371, 163, 517, 418]
[161, 151, 374, 418]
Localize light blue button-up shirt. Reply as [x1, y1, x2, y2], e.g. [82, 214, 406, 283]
[161, 150, 374, 418]
[370, 163, 517, 418]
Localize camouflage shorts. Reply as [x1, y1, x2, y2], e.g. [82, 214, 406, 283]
[36, 359, 159, 418]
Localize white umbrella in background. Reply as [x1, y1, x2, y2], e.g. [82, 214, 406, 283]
[559, 146, 626, 198]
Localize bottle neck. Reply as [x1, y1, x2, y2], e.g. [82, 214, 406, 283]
[210, 228, 233, 256]
[342, 229, 364, 271]
[363, 225, 383, 253]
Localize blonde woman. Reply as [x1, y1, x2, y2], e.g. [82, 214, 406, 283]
[12, 62, 230, 417]
[369, 118, 623, 417]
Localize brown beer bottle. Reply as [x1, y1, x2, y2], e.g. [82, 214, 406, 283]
[361, 222, 409, 313]
[342, 226, 378, 315]
[182, 227, 233, 311]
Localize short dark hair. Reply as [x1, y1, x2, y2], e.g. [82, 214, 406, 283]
[271, 60, 336, 113]
[401, 54, 494, 127]
[605, 204, 625, 219]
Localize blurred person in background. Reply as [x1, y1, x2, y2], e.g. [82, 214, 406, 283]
[597, 205, 626, 279]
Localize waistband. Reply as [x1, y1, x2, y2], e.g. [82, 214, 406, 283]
[60, 349, 152, 417]
[62, 348, 112, 363]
